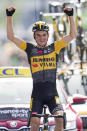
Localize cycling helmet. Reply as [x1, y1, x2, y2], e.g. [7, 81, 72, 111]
[32, 21, 49, 32]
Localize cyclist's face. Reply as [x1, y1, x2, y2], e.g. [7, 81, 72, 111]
[34, 31, 49, 48]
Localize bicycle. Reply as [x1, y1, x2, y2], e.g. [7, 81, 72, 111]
[27, 105, 66, 131]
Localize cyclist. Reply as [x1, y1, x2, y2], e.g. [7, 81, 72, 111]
[6, 7, 77, 131]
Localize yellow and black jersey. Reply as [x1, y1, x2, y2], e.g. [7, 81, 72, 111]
[19, 39, 67, 84]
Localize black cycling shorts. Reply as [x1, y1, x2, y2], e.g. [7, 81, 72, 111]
[30, 95, 63, 115]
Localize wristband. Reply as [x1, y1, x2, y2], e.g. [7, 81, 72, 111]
[6, 9, 15, 16]
[64, 8, 73, 16]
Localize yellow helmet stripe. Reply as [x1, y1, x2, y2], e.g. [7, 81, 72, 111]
[39, 23, 42, 30]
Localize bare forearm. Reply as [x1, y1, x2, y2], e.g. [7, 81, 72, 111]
[6, 7, 22, 46]
[7, 16, 14, 40]
[6, 16, 23, 46]
[63, 8, 77, 44]
[69, 16, 77, 38]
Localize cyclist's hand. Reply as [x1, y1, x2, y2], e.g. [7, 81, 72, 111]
[63, 7, 73, 16]
[6, 7, 16, 16]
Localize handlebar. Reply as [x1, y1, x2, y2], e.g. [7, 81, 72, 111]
[31, 113, 63, 118]
[27, 112, 64, 127]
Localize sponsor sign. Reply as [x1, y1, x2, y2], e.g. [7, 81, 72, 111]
[0, 67, 31, 78]
[0, 107, 29, 119]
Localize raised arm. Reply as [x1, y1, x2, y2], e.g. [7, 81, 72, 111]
[63, 8, 77, 44]
[6, 7, 23, 47]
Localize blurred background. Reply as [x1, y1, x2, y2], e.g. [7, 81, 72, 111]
[0, 0, 87, 67]
[0, 0, 54, 66]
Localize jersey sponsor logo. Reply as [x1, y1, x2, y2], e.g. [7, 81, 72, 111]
[33, 57, 55, 62]
[31, 52, 56, 73]
[40, 62, 56, 67]
[31, 48, 38, 54]
[44, 49, 48, 54]
[38, 50, 43, 54]
[32, 64, 39, 67]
